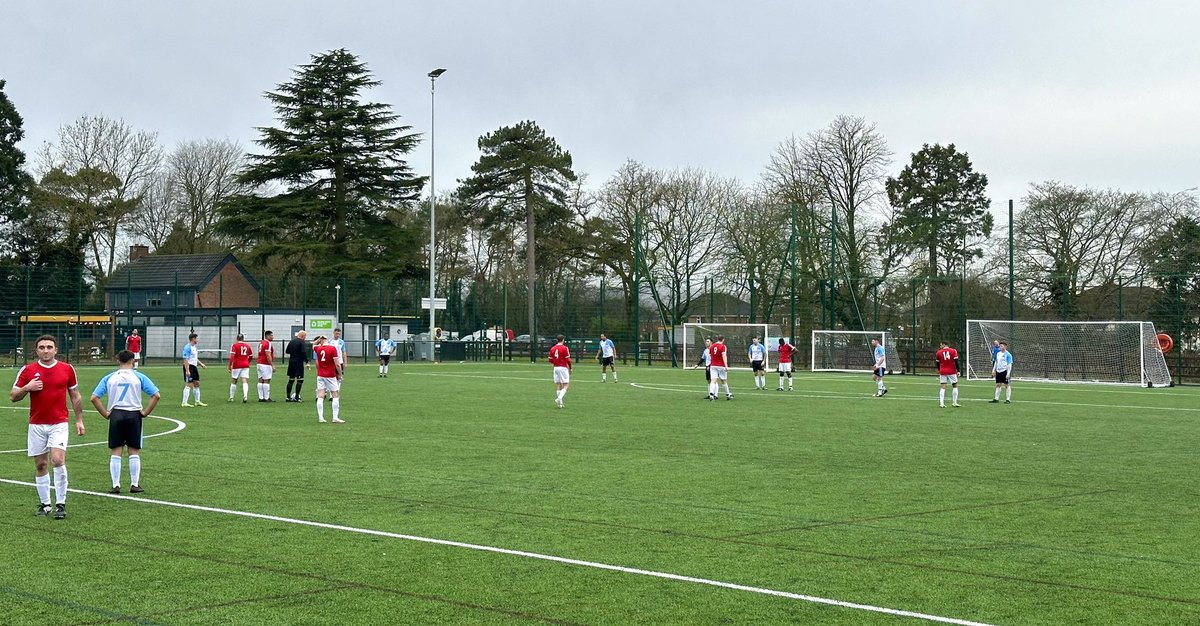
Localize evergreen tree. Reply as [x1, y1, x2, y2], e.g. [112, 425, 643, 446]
[0, 79, 34, 247]
[458, 121, 577, 340]
[885, 143, 991, 277]
[217, 49, 425, 276]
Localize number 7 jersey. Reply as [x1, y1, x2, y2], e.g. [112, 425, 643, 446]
[93, 369, 160, 412]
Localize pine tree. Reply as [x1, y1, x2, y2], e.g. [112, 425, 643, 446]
[0, 79, 34, 242]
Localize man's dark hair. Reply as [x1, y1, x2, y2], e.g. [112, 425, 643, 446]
[35, 334, 57, 347]
[236, 333, 244, 341]
[264, 330, 273, 337]
[555, 334, 565, 343]
[1000, 342, 1008, 348]
[940, 340, 949, 347]
[717, 335, 724, 342]
[116, 349, 135, 364]
[189, 333, 198, 341]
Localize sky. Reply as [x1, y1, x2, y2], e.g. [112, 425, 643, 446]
[5, 1, 1199, 219]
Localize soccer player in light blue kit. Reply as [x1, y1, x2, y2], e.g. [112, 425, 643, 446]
[598, 333, 618, 383]
[90, 350, 160, 494]
[748, 337, 767, 389]
[376, 333, 397, 377]
[181, 333, 208, 407]
[871, 337, 888, 397]
[991, 341, 1014, 403]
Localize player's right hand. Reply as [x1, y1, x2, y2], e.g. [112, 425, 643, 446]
[26, 379, 44, 392]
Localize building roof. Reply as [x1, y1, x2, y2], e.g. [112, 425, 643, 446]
[106, 253, 259, 291]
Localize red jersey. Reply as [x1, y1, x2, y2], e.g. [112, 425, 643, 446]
[314, 344, 341, 377]
[778, 342, 795, 363]
[258, 339, 274, 365]
[13, 361, 78, 425]
[228, 342, 254, 369]
[709, 342, 728, 367]
[935, 347, 959, 375]
[548, 344, 572, 368]
[126, 335, 142, 353]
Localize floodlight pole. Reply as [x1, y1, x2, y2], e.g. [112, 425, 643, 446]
[334, 283, 341, 327]
[428, 68, 446, 361]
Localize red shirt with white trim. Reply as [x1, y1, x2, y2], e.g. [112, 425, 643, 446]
[709, 342, 728, 367]
[778, 342, 795, 363]
[314, 345, 341, 377]
[548, 344, 572, 368]
[936, 347, 959, 375]
[126, 335, 142, 353]
[228, 342, 254, 369]
[13, 360, 78, 425]
[258, 339, 274, 365]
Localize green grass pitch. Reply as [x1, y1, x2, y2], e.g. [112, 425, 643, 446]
[1, 361, 1199, 625]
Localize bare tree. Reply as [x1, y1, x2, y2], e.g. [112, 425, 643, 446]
[717, 186, 791, 323]
[164, 139, 246, 253]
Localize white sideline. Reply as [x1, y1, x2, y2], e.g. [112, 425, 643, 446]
[0, 407, 187, 454]
[0, 479, 995, 626]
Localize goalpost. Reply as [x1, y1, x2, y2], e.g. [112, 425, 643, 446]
[965, 319, 1172, 387]
[681, 323, 772, 370]
[811, 330, 903, 373]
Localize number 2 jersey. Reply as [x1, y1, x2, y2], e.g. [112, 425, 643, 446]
[314, 344, 341, 378]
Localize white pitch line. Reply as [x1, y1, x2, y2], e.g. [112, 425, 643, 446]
[0, 407, 186, 454]
[0, 479, 996, 626]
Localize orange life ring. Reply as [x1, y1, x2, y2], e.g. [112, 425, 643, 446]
[1156, 333, 1173, 354]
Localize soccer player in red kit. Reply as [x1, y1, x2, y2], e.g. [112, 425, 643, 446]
[708, 335, 732, 400]
[777, 337, 797, 391]
[227, 334, 254, 403]
[10, 335, 85, 520]
[126, 328, 142, 369]
[548, 335, 572, 408]
[935, 340, 961, 408]
[313, 336, 344, 423]
[257, 330, 275, 402]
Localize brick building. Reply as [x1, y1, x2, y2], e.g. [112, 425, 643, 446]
[106, 250, 261, 311]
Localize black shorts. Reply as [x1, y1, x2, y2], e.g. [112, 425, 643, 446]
[995, 371, 1011, 384]
[704, 366, 711, 382]
[601, 356, 614, 367]
[107, 408, 143, 449]
[874, 367, 886, 378]
[379, 354, 391, 365]
[288, 360, 306, 378]
[183, 364, 200, 383]
[751, 360, 764, 373]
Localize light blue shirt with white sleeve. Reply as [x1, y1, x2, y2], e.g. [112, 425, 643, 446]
[93, 369, 160, 412]
[994, 351, 1014, 373]
[874, 344, 886, 368]
[182, 344, 199, 365]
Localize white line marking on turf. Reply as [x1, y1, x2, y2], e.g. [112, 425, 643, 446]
[0, 407, 186, 454]
[0, 479, 995, 626]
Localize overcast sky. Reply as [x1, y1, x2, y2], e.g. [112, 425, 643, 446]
[5, 1, 1198, 217]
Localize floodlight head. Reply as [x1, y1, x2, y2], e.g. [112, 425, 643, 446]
[428, 68, 447, 78]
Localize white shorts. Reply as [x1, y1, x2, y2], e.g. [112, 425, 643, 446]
[28, 422, 69, 457]
[553, 366, 570, 384]
[939, 374, 959, 384]
[317, 376, 341, 393]
[133, 352, 141, 362]
[256, 364, 273, 380]
[711, 366, 728, 380]
[230, 368, 250, 380]
[777, 362, 792, 373]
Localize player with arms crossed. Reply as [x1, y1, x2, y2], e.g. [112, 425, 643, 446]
[549, 335, 572, 408]
[11, 335, 85, 519]
[693, 337, 713, 394]
[935, 341, 961, 408]
[228, 334, 254, 403]
[312, 336, 344, 423]
[91, 350, 160, 494]
[181, 333, 208, 407]
[257, 330, 275, 402]
[991, 341, 1014, 404]
[126, 328, 142, 369]
[598, 333, 618, 383]
[748, 337, 766, 389]
[376, 332, 396, 377]
[708, 335, 733, 401]
[871, 338, 889, 397]
[776, 337, 797, 391]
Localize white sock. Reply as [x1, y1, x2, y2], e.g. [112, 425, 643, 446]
[723, 382, 731, 396]
[602, 373, 607, 381]
[1006, 388, 1012, 401]
[556, 389, 565, 402]
[995, 388, 1001, 400]
[53, 466, 67, 504]
[194, 388, 201, 403]
[229, 383, 236, 400]
[316, 398, 324, 420]
[241, 382, 248, 400]
[183, 387, 191, 402]
[332, 398, 340, 419]
[708, 382, 716, 396]
[939, 389, 945, 404]
[129, 454, 141, 486]
[35, 474, 50, 504]
[788, 376, 793, 389]
[379, 364, 384, 374]
[110, 455, 122, 487]
[778, 376, 784, 388]
[383, 365, 389, 375]
[952, 388, 959, 403]
[612, 373, 617, 381]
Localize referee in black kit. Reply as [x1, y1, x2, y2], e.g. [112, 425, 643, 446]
[284, 330, 311, 402]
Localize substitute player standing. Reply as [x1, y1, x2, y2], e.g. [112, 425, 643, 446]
[871, 338, 888, 397]
[181, 333, 208, 407]
[376, 333, 396, 377]
[708, 335, 732, 401]
[777, 337, 797, 391]
[227, 334, 254, 403]
[312, 336, 344, 423]
[935, 341, 961, 408]
[11, 335, 85, 520]
[748, 337, 766, 390]
[548, 335, 572, 408]
[125, 328, 142, 369]
[90, 350, 160, 494]
[991, 342, 1014, 404]
[598, 333, 618, 383]
[257, 330, 275, 402]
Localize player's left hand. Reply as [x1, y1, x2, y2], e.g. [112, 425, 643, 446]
[75, 421, 85, 436]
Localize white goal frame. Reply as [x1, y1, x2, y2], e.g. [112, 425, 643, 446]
[810, 330, 902, 373]
[681, 323, 771, 371]
[965, 319, 1172, 387]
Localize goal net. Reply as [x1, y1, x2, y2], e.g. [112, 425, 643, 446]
[965, 319, 1172, 387]
[681, 323, 772, 370]
[811, 330, 903, 373]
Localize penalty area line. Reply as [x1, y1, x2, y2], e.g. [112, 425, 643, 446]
[0, 479, 995, 626]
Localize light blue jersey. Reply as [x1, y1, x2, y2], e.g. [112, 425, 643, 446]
[748, 343, 765, 362]
[93, 369, 160, 412]
[873, 344, 886, 368]
[994, 351, 1014, 372]
[599, 338, 615, 358]
[182, 344, 198, 365]
[377, 338, 397, 355]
